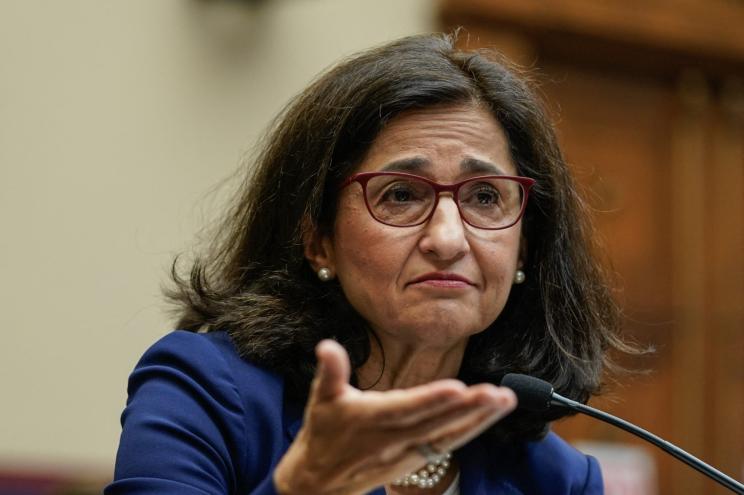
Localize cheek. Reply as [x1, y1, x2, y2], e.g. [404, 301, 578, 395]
[477, 234, 522, 309]
[484, 249, 519, 285]
[332, 211, 404, 296]
[333, 240, 401, 328]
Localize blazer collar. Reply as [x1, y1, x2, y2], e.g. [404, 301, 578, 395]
[283, 393, 304, 441]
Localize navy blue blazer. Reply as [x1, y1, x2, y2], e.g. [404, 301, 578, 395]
[106, 331, 603, 494]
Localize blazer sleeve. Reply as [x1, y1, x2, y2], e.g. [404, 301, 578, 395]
[580, 455, 604, 495]
[518, 432, 605, 495]
[105, 331, 280, 495]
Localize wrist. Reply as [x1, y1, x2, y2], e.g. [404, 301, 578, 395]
[273, 459, 316, 495]
[272, 471, 291, 495]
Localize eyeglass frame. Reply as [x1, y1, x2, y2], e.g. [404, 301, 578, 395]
[339, 171, 536, 230]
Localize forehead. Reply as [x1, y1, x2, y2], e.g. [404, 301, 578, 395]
[356, 104, 517, 178]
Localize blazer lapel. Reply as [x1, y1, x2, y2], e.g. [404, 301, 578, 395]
[458, 437, 525, 494]
[458, 437, 487, 493]
[282, 393, 304, 442]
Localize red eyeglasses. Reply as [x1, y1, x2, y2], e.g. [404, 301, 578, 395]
[340, 172, 535, 230]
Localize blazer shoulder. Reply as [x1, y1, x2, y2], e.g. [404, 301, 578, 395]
[525, 432, 604, 494]
[140, 329, 286, 410]
[109, 330, 287, 494]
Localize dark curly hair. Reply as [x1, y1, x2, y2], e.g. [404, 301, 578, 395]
[167, 33, 636, 442]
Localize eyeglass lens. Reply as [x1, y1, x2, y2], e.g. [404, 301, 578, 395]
[364, 175, 524, 229]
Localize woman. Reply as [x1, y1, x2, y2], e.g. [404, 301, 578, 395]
[106, 33, 632, 494]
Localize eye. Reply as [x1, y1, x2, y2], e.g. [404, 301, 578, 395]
[387, 186, 412, 202]
[462, 183, 501, 207]
[366, 176, 433, 225]
[379, 182, 426, 204]
[475, 187, 499, 205]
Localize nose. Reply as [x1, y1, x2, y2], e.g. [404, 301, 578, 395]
[418, 195, 470, 261]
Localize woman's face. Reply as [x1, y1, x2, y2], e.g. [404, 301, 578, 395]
[307, 104, 524, 350]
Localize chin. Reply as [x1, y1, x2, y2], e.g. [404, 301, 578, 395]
[389, 318, 482, 347]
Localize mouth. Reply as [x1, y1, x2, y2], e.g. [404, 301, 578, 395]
[408, 272, 476, 288]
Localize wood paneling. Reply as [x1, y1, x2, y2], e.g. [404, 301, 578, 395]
[708, 79, 744, 492]
[440, 2, 744, 493]
[441, 0, 744, 62]
[669, 71, 710, 495]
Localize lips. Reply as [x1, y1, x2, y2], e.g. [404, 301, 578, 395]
[409, 272, 475, 286]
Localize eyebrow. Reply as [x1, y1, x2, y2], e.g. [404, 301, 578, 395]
[461, 157, 506, 175]
[380, 157, 429, 173]
[379, 156, 508, 175]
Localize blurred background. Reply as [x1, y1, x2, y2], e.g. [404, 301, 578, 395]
[0, 1, 741, 494]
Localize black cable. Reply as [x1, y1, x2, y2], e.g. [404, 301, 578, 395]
[501, 373, 744, 494]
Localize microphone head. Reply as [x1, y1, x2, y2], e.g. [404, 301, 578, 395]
[501, 373, 554, 411]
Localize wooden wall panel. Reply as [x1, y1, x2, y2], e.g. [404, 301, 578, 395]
[539, 64, 681, 494]
[441, 0, 744, 64]
[668, 71, 710, 495]
[707, 80, 744, 494]
[441, 2, 744, 493]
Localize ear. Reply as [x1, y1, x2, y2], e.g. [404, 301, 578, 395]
[302, 218, 336, 276]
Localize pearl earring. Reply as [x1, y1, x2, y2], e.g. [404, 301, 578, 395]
[514, 269, 526, 284]
[317, 267, 333, 282]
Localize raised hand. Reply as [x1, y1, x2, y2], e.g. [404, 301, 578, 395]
[273, 340, 517, 495]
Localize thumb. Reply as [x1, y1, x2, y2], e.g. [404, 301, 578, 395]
[311, 339, 351, 402]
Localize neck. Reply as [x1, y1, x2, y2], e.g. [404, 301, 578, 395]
[357, 334, 468, 390]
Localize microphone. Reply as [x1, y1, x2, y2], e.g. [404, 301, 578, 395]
[501, 373, 744, 495]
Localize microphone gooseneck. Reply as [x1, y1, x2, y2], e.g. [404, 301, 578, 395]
[500, 373, 744, 495]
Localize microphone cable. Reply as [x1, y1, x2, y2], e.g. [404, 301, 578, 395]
[501, 373, 744, 495]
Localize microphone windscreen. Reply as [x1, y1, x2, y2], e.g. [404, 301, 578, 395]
[501, 373, 554, 411]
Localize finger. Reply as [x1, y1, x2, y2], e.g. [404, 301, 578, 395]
[360, 380, 510, 428]
[389, 386, 515, 445]
[337, 401, 503, 475]
[379, 401, 494, 446]
[429, 386, 517, 451]
[298, 400, 476, 480]
[468, 382, 519, 406]
[312, 339, 351, 402]
[375, 388, 466, 428]
[357, 380, 468, 426]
